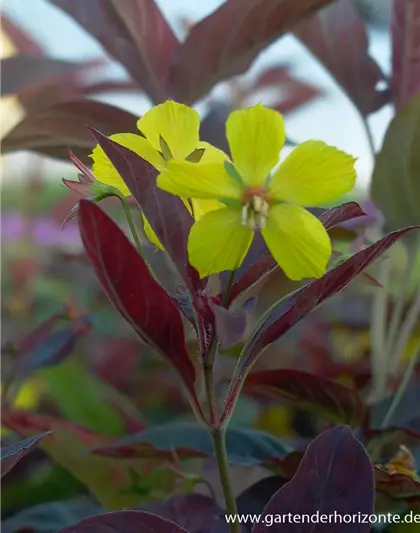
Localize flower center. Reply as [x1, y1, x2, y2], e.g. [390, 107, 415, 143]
[241, 194, 270, 229]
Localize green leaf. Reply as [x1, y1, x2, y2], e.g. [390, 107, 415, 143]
[40, 359, 125, 436]
[92, 423, 291, 466]
[371, 95, 420, 230]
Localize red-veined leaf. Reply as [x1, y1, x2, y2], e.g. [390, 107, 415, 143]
[392, 0, 420, 110]
[77, 200, 197, 398]
[87, 128, 205, 294]
[1, 100, 138, 164]
[295, 0, 389, 115]
[170, 0, 336, 104]
[223, 225, 419, 422]
[50, 0, 179, 102]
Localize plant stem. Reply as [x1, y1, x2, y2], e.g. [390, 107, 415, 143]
[120, 197, 143, 255]
[211, 426, 240, 533]
[381, 347, 419, 428]
[204, 360, 218, 425]
[390, 289, 420, 371]
[385, 252, 414, 363]
[361, 115, 376, 159]
[370, 257, 392, 401]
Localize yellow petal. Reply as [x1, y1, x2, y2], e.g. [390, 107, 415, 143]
[143, 215, 163, 250]
[269, 141, 356, 206]
[196, 141, 229, 164]
[142, 198, 192, 250]
[188, 208, 253, 277]
[137, 101, 199, 161]
[226, 104, 285, 186]
[90, 133, 165, 196]
[191, 198, 225, 220]
[157, 161, 243, 201]
[262, 204, 332, 280]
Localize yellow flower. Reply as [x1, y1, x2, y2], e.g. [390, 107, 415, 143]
[89, 100, 224, 248]
[157, 104, 357, 280]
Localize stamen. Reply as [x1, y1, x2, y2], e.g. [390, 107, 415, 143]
[241, 194, 270, 230]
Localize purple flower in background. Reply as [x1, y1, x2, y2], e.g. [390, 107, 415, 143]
[2, 211, 81, 248]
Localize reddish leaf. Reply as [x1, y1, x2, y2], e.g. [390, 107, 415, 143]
[1, 55, 88, 96]
[252, 426, 374, 532]
[145, 494, 231, 533]
[17, 315, 92, 376]
[250, 65, 321, 114]
[56, 511, 188, 533]
[88, 128, 204, 294]
[50, 0, 179, 102]
[295, 0, 389, 115]
[1, 100, 138, 164]
[223, 225, 419, 421]
[392, 0, 420, 110]
[1, 14, 44, 54]
[18, 306, 69, 353]
[0, 410, 108, 444]
[1, 431, 52, 478]
[375, 466, 420, 500]
[226, 202, 366, 306]
[170, 0, 336, 104]
[77, 200, 197, 397]
[245, 369, 365, 426]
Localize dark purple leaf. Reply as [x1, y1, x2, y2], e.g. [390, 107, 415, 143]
[1, 55, 91, 96]
[295, 0, 389, 115]
[56, 510, 188, 533]
[88, 128, 204, 294]
[252, 426, 374, 532]
[145, 494, 231, 533]
[225, 202, 366, 306]
[245, 369, 365, 426]
[1, 14, 44, 54]
[18, 307, 68, 353]
[392, 0, 420, 110]
[50, 0, 179, 102]
[237, 477, 289, 533]
[18, 316, 92, 376]
[170, 0, 336, 104]
[223, 225, 419, 421]
[1, 432, 52, 478]
[1, 100, 138, 164]
[199, 103, 231, 153]
[77, 200, 197, 399]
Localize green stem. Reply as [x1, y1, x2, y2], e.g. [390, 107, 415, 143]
[361, 115, 376, 159]
[204, 360, 218, 425]
[381, 347, 420, 429]
[119, 197, 143, 255]
[222, 269, 237, 308]
[385, 253, 414, 363]
[390, 289, 420, 371]
[211, 426, 240, 533]
[369, 257, 392, 401]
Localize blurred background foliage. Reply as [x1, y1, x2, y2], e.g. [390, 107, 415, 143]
[1, 1, 420, 532]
